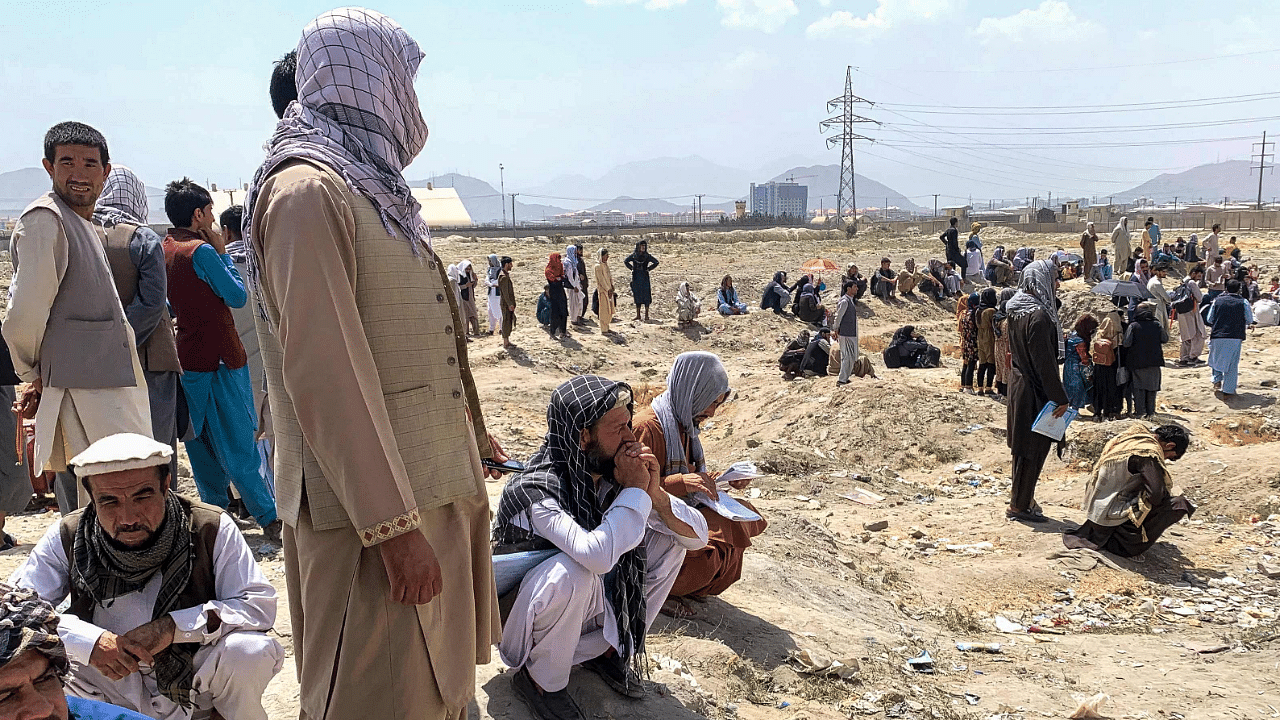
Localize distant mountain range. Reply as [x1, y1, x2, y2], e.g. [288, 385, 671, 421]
[1112, 160, 1264, 205]
[765, 164, 926, 214]
[410, 173, 568, 224]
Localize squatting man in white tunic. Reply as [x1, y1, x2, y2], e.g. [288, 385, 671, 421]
[494, 375, 709, 720]
[9, 433, 283, 720]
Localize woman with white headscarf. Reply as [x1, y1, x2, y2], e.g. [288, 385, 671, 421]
[1111, 216, 1131, 267]
[486, 253, 502, 334]
[632, 352, 766, 619]
[675, 282, 701, 328]
[1004, 258, 1070, 524]
[563, 245, 583, 324]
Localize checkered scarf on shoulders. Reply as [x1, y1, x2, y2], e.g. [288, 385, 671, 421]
[0, 583, 68, 676]
[242, 7, 431, 323]
[93, 166, 148, 229]
[493, 375, 649, 671]
[71, 492, 197, 707]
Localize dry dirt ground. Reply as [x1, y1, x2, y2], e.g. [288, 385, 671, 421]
[2, 225, 1279, 720]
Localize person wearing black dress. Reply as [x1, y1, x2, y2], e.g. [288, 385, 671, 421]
[624, 241, 660, 321]
[545, 253, 571, 339]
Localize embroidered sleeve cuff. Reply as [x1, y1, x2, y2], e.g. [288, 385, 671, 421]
[358, 507, 422, 547]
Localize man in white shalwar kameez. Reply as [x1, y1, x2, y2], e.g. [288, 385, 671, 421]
[3, 122, 152, 485]
[1177, 266, 1208, 364]
[9, 433, 282, 720]
[494, 375, 708, 720]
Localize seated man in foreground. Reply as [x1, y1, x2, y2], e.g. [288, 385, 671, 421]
[494, 375, 709, 720]
[0, 581, 155, 720]
[9, 433, 283, 720]
[1064, 423, 1194, 557]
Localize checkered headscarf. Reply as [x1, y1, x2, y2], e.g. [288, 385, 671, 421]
[493, 376, 649, 670]
[242, 7, 430, 321]
[0, 583, 68, 677]
[94, 166, 149, 228]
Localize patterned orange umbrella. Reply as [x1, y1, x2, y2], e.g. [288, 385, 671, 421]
[800, 258, 839, 275]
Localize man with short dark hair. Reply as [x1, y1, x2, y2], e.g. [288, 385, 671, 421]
[941, 216, 963, 269]
[162, 180, 279, 540]
[9, 433, 282, 719]
[834, 279, 860, 385]
[1204, 222, 1221, 260]
[269, 51, 298, 119]
[1207, 278, 1255, 396]
[1176, 265, 1207, 366]
[499, 255, 517, 349]
[2, 121, 152, 487]
[1064, 423, 1193, 557]
[0, 581, 154, 720]
[494, 376, 707, 720]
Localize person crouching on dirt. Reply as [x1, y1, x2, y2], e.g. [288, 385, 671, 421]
[1063, 423, 1194, 557]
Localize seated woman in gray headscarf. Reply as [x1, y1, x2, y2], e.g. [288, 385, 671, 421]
[632, 352, 766, 619]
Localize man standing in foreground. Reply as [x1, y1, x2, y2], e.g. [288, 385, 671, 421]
[162, 179, 279, 541]
[494, 376, 708, 720]
[243, 9, 500, 719]
[499, 255, 517, 349]
[834, 279, 860, 385]
[2, 121, 151, 481]
[10, 433, 282, 719]
[1176, 265, 1207, 366]
[1207, 278, 1255, 396]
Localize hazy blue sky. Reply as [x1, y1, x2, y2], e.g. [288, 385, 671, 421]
[2, 0, 1277, 203]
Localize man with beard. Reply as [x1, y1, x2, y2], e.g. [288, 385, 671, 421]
[9, 433, 282, 719]
[243, 10, 505, 720]
[495, 376, 708, 720]
[2, 122, 152, 491]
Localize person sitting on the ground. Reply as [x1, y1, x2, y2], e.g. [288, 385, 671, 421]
[536, 284, 551, 328]
[843, 264, 868, 300]
[1091, 249, 1113, 283]
[760, 271, 791, 314]
[0, 581, 157, 720]
[799, 327, 832, 377]
[920, 260, 945, 301]
[795, 281, 828, 326]
[493, 376, 708, 719]
[675, 281, 702, 328]
[9, 433, 283, 720]
[716, 275, 749, 316]
[1064, 423, 1194, 558]
[986, 246, 1015, 286]
[896, 258, 923, 296]
[943, 262, 963, 298]
[870, 258, 896, 301]
[632, 353, 766, 619]
[964, 238, 986, 286]
[1012, 247, 1034, 273]
[778, 329, 811, 378]
[882, 325, 941, 369]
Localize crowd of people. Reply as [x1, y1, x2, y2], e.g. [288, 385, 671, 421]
[0, 8, 1273, 720]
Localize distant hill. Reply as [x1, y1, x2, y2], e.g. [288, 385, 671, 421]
[527, 156, 755, 211]
[585, 196, 691, 214]
[767, 165, 925, 214]
[411, 173, 567, 224]
[1113, 161, 1261, 204]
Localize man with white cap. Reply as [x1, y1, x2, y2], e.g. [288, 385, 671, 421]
[8, 433, 283, 720]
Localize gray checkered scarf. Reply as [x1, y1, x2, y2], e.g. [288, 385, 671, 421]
[72, 492, 196, 707]
[0, 583, 68, 677]
[1006, 258, 1064, 360]
[93, 165, 148, 228]
[242, 7, 430, 322]
[493, 376, 649, 672]
[650, 352, 729, 477]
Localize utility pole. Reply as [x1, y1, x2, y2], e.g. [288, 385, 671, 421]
[510, 193, 519, 237]
[695, 194, 705, 225]
[499, 163, 507, 227]
[821, 66, 878, 235]
[932, 194, 939, 218]
[1173, 196, 1178, 214]
[1252, 130, 1274, 210]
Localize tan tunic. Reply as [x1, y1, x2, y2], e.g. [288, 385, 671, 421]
[595, 261, 615, 332]
[250, 160, 497, 720]
[4, 209, 151, 472]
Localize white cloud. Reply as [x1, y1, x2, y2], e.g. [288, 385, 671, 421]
[716, 0, 799, 33]
[806, 0, 958, 38]
[974, 0, 1096, 44]
[723, 49, 776, 72]
[584, 0, 687, 9]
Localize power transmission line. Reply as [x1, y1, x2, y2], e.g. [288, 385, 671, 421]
[821, 65, 878, 232]
[878, 94, 1280, 116]
[882, 115, 1280, 135]
[863, 47, 1280, 74]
